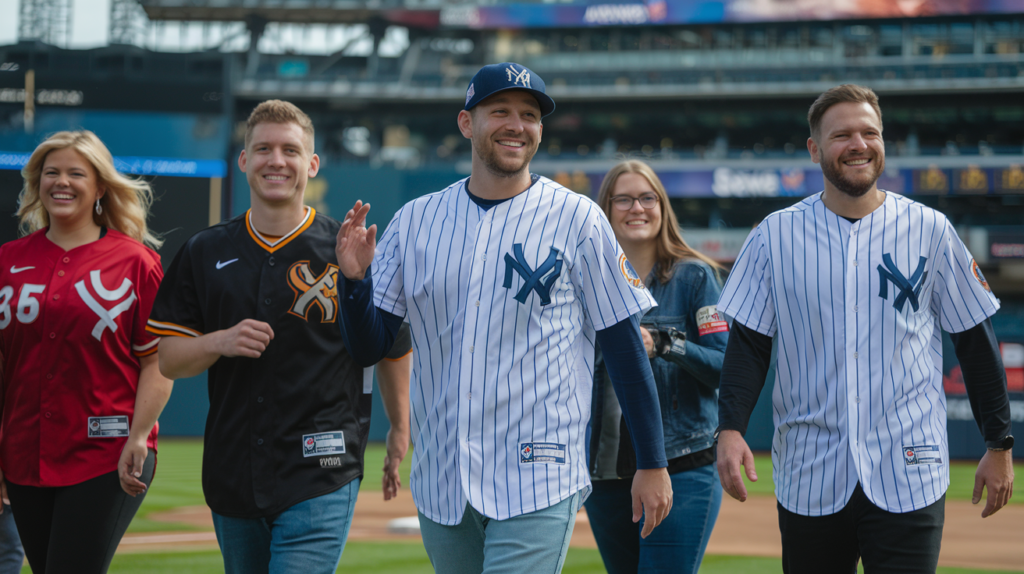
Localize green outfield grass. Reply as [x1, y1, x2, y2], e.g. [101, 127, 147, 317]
[20, 543, 1021, 574]
[55, 439, 1013, 574]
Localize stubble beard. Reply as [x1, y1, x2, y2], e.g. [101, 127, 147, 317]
[475, 137, 536, 179]
[819, 150, 884, 198]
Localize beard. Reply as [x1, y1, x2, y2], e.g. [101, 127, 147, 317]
[819, 149, 884, 198]
[474, 135, 537, 179]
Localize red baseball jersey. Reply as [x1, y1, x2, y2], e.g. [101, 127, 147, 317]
[0, 228, 163, 487]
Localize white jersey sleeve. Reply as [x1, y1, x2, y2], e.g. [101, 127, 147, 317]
[931, 218, 999, 333]
[718, 225, 776, 336]
[371, 210, 407, 318]
[573, 210, 656, 330]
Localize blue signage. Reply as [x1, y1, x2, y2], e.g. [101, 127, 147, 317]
[0, 152, 226, 179]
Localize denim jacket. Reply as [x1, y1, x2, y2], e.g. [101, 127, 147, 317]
[590, 259, 728, 477]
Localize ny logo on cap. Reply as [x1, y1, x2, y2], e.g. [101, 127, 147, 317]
[503, 244, 561, 306]
[506, 64, 531, 88]
[877, 254, 928, 313]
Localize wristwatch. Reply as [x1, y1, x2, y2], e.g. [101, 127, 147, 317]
[986, 435, 1014, 451]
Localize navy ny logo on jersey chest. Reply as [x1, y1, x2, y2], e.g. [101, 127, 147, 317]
[503, 244, 562, 306]
[877, 254, 927, 312]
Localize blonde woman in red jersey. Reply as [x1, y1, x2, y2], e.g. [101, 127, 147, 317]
[0, 131, 173, 574]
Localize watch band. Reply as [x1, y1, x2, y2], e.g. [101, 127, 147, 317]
[985, 435, 1014, 451]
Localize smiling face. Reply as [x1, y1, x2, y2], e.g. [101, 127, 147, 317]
[460, 90, 542, 178]
[239, 121, 319, 207]
[607, 172, 662, 248]
[39, 147, 103, 231]
[809, 101, 885, 198]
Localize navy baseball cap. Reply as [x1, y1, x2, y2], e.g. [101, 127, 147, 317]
[464, 62, 556, 117]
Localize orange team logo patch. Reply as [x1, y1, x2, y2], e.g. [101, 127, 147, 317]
[619, 253, 645, 289]
[971, 260, 991, 292]
[696, 305, 729, 336]
[287, 261, 339, 322]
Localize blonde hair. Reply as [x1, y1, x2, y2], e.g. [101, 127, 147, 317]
[244, 100, 315, 153]
[18, 130, 163, 249]
[596, 160, 723, 285]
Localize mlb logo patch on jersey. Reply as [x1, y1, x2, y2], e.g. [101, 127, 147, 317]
[696, 305, 729, 336]
[903, 445, 942, 466]
[618, 254, 645, 290]
[519, 442, 566, 464]
[302, 431, 347, 457]
[87, 416, 130, 438]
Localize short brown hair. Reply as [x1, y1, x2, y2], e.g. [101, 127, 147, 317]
[245, 100, 315, 153]
[808, 84, 882, 140]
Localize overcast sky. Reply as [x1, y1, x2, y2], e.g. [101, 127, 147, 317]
[1, 0, 111, 48]
[0, 0, 407, 55]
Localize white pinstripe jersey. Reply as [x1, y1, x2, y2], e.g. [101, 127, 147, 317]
[719, 192, 999, 516]
[372, 176, 656, 524]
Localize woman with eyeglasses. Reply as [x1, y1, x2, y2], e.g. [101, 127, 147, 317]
[586, 160, 729, 574]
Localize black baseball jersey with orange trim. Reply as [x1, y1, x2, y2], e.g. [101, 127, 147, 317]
[148, 208, 411, 518]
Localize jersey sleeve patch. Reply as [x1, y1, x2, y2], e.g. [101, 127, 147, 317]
[146, 319, 202, 338]
[618, 253, 645, 290]
[971, 260, 991, 292]
[696, 305, 729, 336]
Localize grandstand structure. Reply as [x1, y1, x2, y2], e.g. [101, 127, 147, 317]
[3, 1, 1024, 267]
[3, 0, 1022, 451]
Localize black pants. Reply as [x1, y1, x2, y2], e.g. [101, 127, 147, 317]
[6, 449, 155, 574]
[777, 483, 944, 574]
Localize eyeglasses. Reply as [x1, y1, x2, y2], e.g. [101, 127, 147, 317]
[610, 193, 659, 211]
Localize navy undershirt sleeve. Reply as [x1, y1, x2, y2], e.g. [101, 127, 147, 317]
[949, 318, 1012, 441]
[338, 273, 403, 367]
[595, 315, 668, 469]
[717, 321, 774, 436]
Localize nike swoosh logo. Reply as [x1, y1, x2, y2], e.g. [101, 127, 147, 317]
[216, 259, 239, 270]
[10, 266, 34, 274]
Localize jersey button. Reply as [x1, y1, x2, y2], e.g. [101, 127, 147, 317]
[57, 270, 65, 277]
[62, 257, 70, 264]
[853, 352, 859, 359]
[264, 298, 272, 305]
[257, 396, 264, 403]
[475, 301, 480, 307]
[853, 305, 858, 312]
[469, 346, 474, 353]
[53, 294, 59, 300]
[46, 373, 53, 380]
[49, 332, 56, 339]
[855, 396, 861, 404]
[257, 438, 264, 445]
[45, 412, 51, 418]
[269, 257, 275, 266]
[853, 260, 859, 267]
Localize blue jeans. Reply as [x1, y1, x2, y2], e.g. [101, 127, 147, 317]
[0, 504, 24, 574]
[211, 479, 360, 574]
[418, 491, 581, 574]
[585, 464, 723, 574]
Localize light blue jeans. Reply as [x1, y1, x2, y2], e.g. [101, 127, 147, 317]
[585, 463, 723, 574]
[211, 478, 360, 574]
[418, 491, 582, 574]
[0, 504, 24, 574]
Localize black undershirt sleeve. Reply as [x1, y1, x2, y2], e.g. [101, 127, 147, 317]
[717, 321, 774, 436]
[949, 318, 1012, 442]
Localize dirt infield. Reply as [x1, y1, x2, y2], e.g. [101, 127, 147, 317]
[125, 494, 1024, 571]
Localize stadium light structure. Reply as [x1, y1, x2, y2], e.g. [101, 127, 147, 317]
[17, 0, 73, 48]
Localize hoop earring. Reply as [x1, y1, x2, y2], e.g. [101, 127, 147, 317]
[95, 198, 103, 216]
